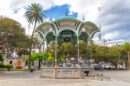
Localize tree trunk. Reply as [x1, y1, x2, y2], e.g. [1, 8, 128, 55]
[28, 21, 37, 70]
[114, 63, 118, 70]
[38, 59, 41, 70]
[128, 51, 130, 70]
[28, 47, 32, 70]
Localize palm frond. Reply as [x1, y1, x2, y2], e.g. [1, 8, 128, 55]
[25, 3, 45, 24]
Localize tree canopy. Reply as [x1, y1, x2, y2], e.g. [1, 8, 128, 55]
[0, 16, 31, 51]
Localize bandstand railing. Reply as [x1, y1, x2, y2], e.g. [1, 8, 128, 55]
[40, 67, 94, 79]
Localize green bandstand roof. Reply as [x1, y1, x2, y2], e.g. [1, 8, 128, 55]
[35, 18, 99, 45]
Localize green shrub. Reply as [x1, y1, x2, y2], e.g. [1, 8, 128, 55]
[4, 64, 13, 71]
[0, 53, 4, 62]
[0, 64, 13, 71]
[26, 52, 49, 62]
[0, 64, 5, 68]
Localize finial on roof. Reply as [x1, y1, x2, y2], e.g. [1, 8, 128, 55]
[50, 17, 52, 21]
[82, 14, 85, 21]
[98, 7, 102, 12]
[65, 8, 69, 17]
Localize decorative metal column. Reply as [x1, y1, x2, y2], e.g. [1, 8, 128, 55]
[43, 41, 46, 52]
[54, 36, 57, 66]
[77, 36, 80, 65]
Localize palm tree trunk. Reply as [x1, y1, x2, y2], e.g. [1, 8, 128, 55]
[38, 59, 41, 70]
[28, 21, 37, 70]
[28, 47, 32, 69]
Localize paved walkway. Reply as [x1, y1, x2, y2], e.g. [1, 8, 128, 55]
[0, 71, 40, 79]
[0, 71, 130, 86]
[95, 70, 130, 83]
[0, 79, 89, 86]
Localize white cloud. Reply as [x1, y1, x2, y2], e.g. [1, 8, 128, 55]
[53, 0, 102, 22]
[0, 0, 102, 35]
[0, 0, 130, 41]
[0, 0, 54, 35]
[103, 31, 119, 40]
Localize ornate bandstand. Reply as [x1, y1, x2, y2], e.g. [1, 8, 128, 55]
[35, 18, 99, 78]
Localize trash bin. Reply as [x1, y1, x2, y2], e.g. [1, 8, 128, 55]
[84, 71, 89, 76]
[30, 68, 34, 73]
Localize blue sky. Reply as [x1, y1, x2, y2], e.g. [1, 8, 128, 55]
[0, 0, 130, 42]
[45, 4, 77, 20]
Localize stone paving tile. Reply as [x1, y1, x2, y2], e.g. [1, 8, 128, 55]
[0, 79, 89, 86]
[0, 71, 130, 86]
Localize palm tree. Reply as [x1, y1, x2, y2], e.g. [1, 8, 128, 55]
[25, 3, 45, 70]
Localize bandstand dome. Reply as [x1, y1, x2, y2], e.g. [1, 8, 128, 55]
[36, 18, 99, 46]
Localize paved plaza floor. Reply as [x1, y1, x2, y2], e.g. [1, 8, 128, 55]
[0, 70, 130, 86]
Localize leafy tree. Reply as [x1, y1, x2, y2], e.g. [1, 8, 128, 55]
[88, 44, 98, 59]
[32, 52, 44, 69]
[26, 52, 43, 69]
[79, 40, 87, 58]
[96, 46, 103, 61]
[60, 42, 74, 54]
[0, 16, 31, 57]
[122, 42, 130, 69]
[60, 42, 74, 63]
[26, 52, 55, 69]
[107, 46, 121, 69]
[57, 56, 65, 63]
[47, 52, 54, 62]
[123, 42, 130, 51]
[0, 16, 25, 43]
[25, 3, 45, 69]
[48, 41, 55, 56]
[43, 52, 49, 61]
